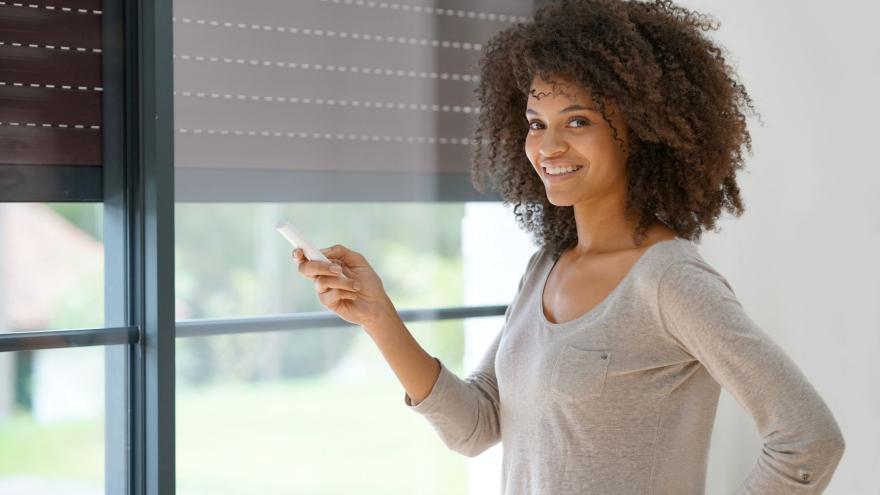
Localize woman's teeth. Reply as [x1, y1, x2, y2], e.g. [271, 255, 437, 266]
[545, 165, 583, 175]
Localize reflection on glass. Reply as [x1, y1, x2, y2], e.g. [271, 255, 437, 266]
[0, 203, 104, 334]
[0, 346, 108, 494]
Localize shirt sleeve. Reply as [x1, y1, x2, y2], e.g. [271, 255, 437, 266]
[657, 258, 846, 494]
[403, 248, 542, 457]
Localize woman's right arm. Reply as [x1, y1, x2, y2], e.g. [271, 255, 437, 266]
[361, 305, 441, 406]
[292, 243, 441, 405]
[292, 243, 540, 457]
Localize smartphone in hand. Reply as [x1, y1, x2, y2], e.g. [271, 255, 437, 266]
[276, 220, 331, 263]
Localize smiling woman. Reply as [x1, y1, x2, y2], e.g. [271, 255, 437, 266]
[397, 1, 848, 494]
[469, 0, 761, 260]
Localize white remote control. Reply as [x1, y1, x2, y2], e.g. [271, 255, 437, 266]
[276, 220, 331, 263]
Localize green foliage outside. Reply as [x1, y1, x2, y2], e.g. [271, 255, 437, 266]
[0, 370, 472, 494]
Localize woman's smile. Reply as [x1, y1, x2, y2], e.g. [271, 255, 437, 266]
[542, 164, 587, 183]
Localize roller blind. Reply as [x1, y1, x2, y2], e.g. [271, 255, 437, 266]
[0, 0, 103, 202]
[172, 0, 537, 202]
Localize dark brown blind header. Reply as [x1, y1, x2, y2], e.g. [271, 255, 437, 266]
[0, 2, 103, 192]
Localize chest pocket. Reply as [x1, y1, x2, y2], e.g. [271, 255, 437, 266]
[550, 344, 611, 400]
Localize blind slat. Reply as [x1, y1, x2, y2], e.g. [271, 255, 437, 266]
[0, 5, 101, 49]
[175, 133, 468, 174]
[0, 125, 101, 166]
[11, 0, 102, 12]
[0, 85, 101, 126]
[0, 45, 101, 88]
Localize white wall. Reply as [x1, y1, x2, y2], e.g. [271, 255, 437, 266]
[673, 1, 879, 492]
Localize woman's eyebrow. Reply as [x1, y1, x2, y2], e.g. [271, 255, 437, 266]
[526, 104, 598, 115]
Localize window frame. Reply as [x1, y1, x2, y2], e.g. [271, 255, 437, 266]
[0, 0, 542, 493]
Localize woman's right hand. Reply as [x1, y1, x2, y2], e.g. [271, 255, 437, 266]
[292, 244, 394, 329]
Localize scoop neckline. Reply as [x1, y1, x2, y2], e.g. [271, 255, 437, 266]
[538, 237, 683, 328]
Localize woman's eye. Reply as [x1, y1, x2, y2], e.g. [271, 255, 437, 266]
[527, 117, 590, 131]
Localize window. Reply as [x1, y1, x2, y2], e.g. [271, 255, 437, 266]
[0, 203, 104, 334]
[173, 201, 536, 493]
[0, 346, 115, 494]
[0, 1, 544, 493]
[171, 1, 538, 492]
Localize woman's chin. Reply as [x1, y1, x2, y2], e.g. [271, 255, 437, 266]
[545, 194, 578, 207]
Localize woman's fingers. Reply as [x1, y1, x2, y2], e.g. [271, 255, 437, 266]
[314, 274, 360, 294]
[319, 244, 368, 268]
[288, 244, 394, 327]
[294, 250, 348, 280]
[292, 249, 360, 301]
[318, 288, 359, 309]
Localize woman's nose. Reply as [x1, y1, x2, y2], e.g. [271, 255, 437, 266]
[539, 128, 568, 157]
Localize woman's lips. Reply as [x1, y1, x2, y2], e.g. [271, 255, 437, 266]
[542, 165, 585, 183]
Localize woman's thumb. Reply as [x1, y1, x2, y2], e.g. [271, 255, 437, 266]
[321, 244, 363, 266]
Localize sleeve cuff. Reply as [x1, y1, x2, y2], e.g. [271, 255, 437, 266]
[403, 357, 450, 413]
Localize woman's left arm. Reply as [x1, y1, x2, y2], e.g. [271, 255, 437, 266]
[657, 258, 846, 494]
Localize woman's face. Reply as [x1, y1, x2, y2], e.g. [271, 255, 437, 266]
[524, 74, 631, 206]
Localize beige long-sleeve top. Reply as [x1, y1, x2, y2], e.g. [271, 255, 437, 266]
[404, 237, 845, 494]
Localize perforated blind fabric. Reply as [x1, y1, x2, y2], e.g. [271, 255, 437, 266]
[0, 1, 103, 201]
[172, 0, 537, 202]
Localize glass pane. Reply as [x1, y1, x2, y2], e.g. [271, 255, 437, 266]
[0, 203, 104, 334]
[172, 0, 541, 491]
[175, 200, 536, 493]
[177, 318, 508, 495]
[0, 345, 112, 495]
[175, 202, 534, 321]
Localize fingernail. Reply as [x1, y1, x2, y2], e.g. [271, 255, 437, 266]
[330, 264, 342, 273]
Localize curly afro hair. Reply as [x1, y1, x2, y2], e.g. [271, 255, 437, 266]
[469, 0, 761, 259]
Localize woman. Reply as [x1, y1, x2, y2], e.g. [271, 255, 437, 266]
[291, 0, 846, 493]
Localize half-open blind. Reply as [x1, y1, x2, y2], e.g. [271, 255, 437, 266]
[172, 0, 537, 202]
[0, 0, 103, 201]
